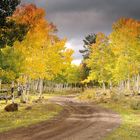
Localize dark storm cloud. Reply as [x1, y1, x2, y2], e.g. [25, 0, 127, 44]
[22, 0, 140, 63]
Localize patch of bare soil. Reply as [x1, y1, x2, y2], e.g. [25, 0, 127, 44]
[0, 95, 121, 140]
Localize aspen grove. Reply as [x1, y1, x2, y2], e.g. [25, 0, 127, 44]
[84, 18, 140, 94]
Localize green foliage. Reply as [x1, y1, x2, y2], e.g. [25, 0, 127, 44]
[80, 34, 96, 59]
[0, 0, 21, 26]
[0, 20, 29, 48]
[66, 65, 82, 84]
[79, 34, 96, 80]
[0, 46, 25, 83]
[0, 0, 29, 48]
[54, 65, 82, 84]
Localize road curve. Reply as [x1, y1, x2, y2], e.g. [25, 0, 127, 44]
[0, 95, 121, 140]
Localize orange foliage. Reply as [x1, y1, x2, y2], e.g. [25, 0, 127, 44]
[12, 4, 57, 33]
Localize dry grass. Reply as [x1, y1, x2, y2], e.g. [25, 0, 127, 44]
[0, 94, 62, 132]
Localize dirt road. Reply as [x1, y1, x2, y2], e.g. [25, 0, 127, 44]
[0, 95, 121, 140]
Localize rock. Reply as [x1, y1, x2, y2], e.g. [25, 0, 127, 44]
[4, 103, 18, 112]
[25, 106, 32, 110]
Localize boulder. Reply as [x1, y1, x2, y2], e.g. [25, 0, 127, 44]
[4, 103, 18, 112]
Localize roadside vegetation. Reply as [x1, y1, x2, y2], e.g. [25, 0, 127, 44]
[79, 89, 140, 140]
[78, 16, 140, 139]
[0, 94, 62, 132]
[103, 101, 140, 140]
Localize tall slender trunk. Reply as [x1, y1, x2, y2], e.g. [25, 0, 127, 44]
[26, 80, 30, 102]
[35, 80, 39, 92]
[119, 81, 124, 91]
[22, 86, 26, 103]
[127, 76, 130, 91]
[39, 79, 43, 98]
[0, 79, 2, 90]
[102, 81, 106, 92]
[109, 81, 112, 90]
[11, 81, 15, 104]
[136, 74, 139, 92]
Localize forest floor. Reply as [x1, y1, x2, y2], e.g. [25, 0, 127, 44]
[0, 94, 121, 140]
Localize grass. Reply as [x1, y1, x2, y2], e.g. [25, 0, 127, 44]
[78, 88, 111, 102]
[78, 89, 96, 100]
[79, 89, 140, 140]
[0, 94, 63, 132]
[101, 100, 140, 140]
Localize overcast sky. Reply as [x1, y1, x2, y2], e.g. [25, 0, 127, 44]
[22, 0, 140, 64]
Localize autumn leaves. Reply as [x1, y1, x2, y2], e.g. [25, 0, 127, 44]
[84, 18, 140, 91]
[0, 3, 73, 92]
[0, 1, 140, 94]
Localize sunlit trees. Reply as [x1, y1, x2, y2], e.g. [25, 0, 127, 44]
[2, 2, 140, 100]
[109, 18, 140, 91]
[0, 3, 74, 103]
[85, 33, 114, 90]
[64, 65, 82, 84]
[12, 4, 73, 98]
[84, 18, 140, 93]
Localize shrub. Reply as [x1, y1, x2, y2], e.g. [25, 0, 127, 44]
[130, 100, 140, 110]
[111, 94, 120, 102]
[79, 89, 96, 100]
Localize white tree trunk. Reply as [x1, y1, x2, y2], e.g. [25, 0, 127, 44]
[127, 78, 130, 90]
[39, 79, 43, 98]
[110, 81, 112, 90]
[136, 74, 139, 92]
[102, 82, 106, 92]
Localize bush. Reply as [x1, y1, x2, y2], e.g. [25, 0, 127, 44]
[110, 94, 120, 102]
[79, 89, 96, 100]
[97, 97, 108, 103]
[130, 100, 140, 110]
[110, 89, 125, 103]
